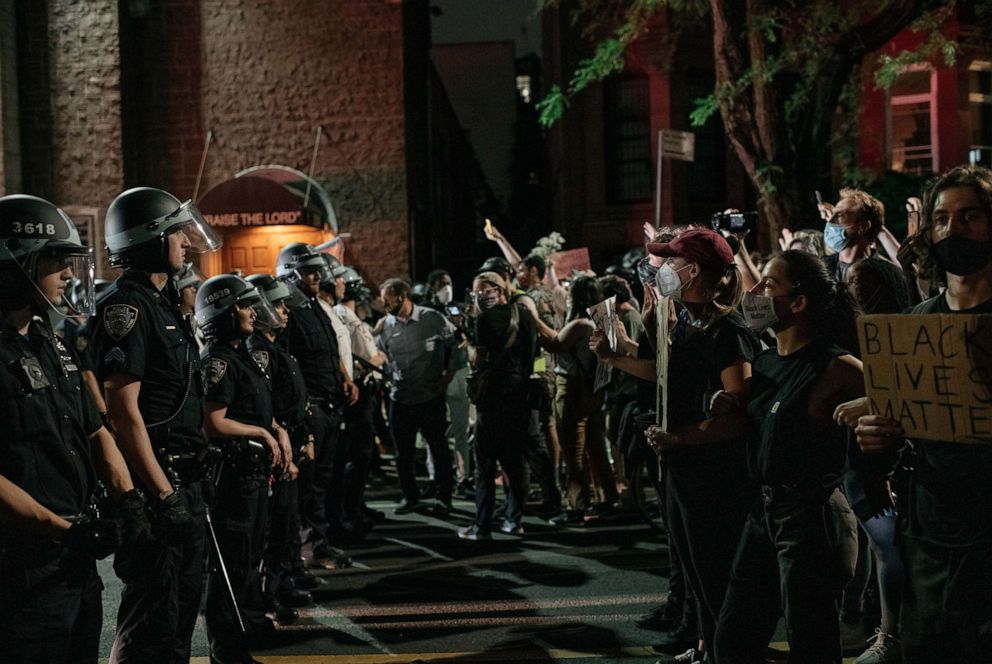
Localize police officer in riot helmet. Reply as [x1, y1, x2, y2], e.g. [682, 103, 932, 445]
[275, 243, 358, 564]
[196, 274, 290, 661]
[246, 273, 320, 618]
[91, 186, 222, 663]
[0, 194, 140, 663]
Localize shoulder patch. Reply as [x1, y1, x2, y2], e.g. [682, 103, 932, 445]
[104, 304, 139, 341]
[205, 357, 228, 386]
[75, 335, 88, 352]
[250, 349, 270, 372]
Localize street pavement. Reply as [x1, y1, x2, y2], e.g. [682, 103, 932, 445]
[95, 484, 861, 663]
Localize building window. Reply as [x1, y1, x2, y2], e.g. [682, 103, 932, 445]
[887, 67, 937, 175]
[970, 60, 992, 168]
[515, 75, 532, 103]
[604, 75, 652, 203]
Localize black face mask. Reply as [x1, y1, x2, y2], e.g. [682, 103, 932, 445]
[636, 256, 659, 287]
[931, 236, 992, 276]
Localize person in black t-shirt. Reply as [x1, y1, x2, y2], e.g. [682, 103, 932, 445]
[611, 229, 759, 664]
[856, 166, 992, 663]
[458, 272, 537, 540]
[713, 250, 864, 664]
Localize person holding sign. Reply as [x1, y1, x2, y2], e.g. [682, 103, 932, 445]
[611, 228, 759, 664]
[713, 250, 863, 664]
[856, 165, 992, 663]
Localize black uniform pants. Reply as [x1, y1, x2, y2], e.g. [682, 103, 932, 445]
[474, 400, 530, 530]
[264, 475, 300, 599]
[899, 536, 992, 663]
[299, 403, 342, 546]
[390, 394, 453, 503]
[342, 385, 376, 524]
[206, 472, 270, 663]
[665, 460, 748, 653]
[111, 481, 207, 664]
[713, 487, 856, 664]
[0, 553, 102, 664]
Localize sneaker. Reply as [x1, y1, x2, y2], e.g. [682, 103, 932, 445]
[652, 622, 699, 654]
[853, 630, 901, 664]
[457, 524, 492, 541]
[394, 498, 420, 515]
[655, 648, 703, 664]
[548, 509, 584, 526]
[499, 520, 524, 535]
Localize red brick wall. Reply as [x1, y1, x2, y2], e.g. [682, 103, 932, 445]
[128, 0, 412, 287]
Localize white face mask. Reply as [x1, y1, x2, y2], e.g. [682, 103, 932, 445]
[655, 263, 692, 300]
[436, 284, 453, 305]
[740, 291, 778, 332]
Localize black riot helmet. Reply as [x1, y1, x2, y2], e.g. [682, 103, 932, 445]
[318, 253, 344, 293]
[104, 187, 221, 273]
[246, 273, 306, 313]
[0, 194, 97, 317]
[195, 274, 278, 340]
[275, 242, 332, 287]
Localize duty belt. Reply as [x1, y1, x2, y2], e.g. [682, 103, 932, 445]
[307, 396, 343, 415]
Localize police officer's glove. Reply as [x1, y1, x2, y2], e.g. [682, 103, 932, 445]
[151, 490, 193, 538]
[63, 518, 121, 560]
[116, 489, 153, 546]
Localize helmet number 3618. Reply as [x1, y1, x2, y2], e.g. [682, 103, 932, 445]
[12, 221, 58, 236]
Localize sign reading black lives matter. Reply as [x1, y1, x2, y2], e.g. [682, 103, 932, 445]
[858, 314, 992, 443]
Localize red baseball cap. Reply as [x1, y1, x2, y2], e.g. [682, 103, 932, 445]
[646, 228, 735, 271]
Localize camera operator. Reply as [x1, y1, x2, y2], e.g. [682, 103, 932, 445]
[196, 274, 290, 661]
[458, 272, 537, 539]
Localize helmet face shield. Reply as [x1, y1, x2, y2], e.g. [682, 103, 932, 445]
[243, 291, 280, 330]
[162, 201, 222, 254]
[274, 278, 308, 309]
[38, 246, 97, 317]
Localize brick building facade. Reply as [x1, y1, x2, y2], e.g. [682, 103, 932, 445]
[0, 0, 475, 286]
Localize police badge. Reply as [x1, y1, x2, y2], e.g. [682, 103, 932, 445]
[104, 304, 139, 340]
[205, 357, 228, 386]
[251, 350, 269, 371]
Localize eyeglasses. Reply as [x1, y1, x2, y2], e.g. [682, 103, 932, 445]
[472, 286, 500, 297]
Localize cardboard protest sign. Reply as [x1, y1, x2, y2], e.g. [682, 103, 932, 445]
[551, 248, 591, 278]
[858, 314, 992, 443]
[586, 296, 617, 392]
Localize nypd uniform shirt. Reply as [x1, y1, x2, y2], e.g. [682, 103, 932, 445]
[284, 298, 342, 402]
[92, 270, 204, 445]
[0, 319, 99, 528]
[202, 342, 273, 431]
[247, 332, 307, 429]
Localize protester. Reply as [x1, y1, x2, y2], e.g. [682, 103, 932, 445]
[856, 165, 992, 663]
[540, 275, 617, 524]
[713, 250, 863, 664]
[613, 228, 760, 664]
[458, 271, 537, 539]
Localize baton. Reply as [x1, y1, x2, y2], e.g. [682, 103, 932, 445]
[205, 506, 246, 634]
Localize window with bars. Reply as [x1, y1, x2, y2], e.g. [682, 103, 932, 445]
[604, 75, 652, 204]
[887, 67, 937, 175]
[970, 60, 992, 168]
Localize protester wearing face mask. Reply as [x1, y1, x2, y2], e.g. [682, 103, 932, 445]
[622, 228, 760, 664]
[539, 276, 618, 525]
[855, 166, 992, 663]
[712, 251, 864, 664]
[458, 272, 537, 540]
[818, 189, 905, 284]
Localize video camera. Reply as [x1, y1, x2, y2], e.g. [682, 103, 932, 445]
[710, 210, 758, 235]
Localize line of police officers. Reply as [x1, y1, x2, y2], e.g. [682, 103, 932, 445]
[0, 187, 375, 664]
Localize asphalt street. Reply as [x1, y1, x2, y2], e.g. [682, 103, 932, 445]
[95, 484, 859, 663]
